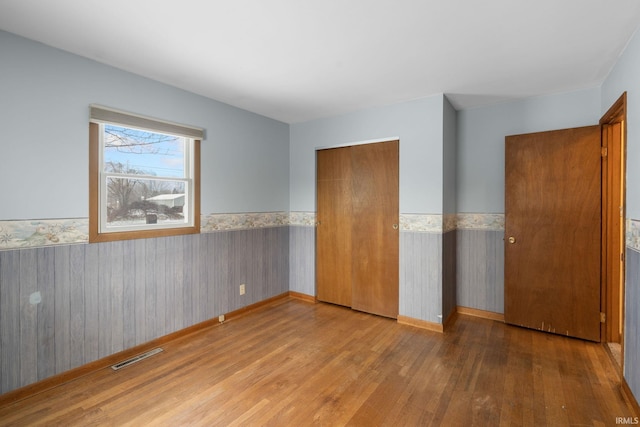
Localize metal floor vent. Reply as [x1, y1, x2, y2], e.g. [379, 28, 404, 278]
[111, 348, 163, 371]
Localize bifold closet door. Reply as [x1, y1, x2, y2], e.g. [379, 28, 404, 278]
[316, 140, 399, 319]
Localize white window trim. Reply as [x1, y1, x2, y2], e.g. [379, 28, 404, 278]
[89, 106, 202, 243]
[97, 124, 195, 234]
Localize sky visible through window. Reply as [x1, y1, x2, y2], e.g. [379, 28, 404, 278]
[103, 124, 185, 178]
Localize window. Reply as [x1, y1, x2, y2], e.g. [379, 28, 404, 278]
[89, 106, 202, 242]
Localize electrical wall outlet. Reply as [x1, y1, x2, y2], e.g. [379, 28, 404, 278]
[239, 284, 246, 295]
[218, 314, 225, 323]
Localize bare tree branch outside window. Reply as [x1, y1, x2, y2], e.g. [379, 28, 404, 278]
[103, 125, 186, 225]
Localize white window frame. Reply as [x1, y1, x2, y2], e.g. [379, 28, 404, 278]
[89, 106, 202, 243]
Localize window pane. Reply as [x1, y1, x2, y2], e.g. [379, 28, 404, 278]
[105, 177, 188, 228]
[103, 124, 185, 177]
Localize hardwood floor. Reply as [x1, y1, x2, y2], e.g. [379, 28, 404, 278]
[0, 298, 636, 426]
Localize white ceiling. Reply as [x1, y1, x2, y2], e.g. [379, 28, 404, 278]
[1, 0, 640, 123]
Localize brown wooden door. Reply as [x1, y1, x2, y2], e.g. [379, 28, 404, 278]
[351, 141, 399, 318]
[316, 147, 352, 307]
[316, 140, 399, 318]
[505, 126, 601, 342]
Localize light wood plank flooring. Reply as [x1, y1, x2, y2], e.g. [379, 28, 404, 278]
[0, 298, 636, 426]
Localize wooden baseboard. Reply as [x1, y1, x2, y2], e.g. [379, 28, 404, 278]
[397, 315, 444, 333]
[0, 292, 290, 407]
[397, 307, 459, 333]
[224, 292, 290, 321]
[456, 306, 505, 322]
[622, 377, 640, 417]
[288, 291, 316, 304]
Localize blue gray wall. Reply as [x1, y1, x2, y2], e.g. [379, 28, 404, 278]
[0, 30, 290, 218]
[456, 229, 504, 313]
[443, 96, 457, 215]
[456, 87, 601, 214]
[626, 248, 640, 400]
[289, 95, 444, 214]
[289, 224, 315, 296]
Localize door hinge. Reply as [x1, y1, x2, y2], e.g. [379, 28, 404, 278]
[621, 252, 625, 262]
[601, 147, 608, 157]
[600, 312, 606, 323]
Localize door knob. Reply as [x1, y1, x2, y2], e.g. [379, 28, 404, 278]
[392, 224, 399, 230]
[508, 236, 516, 244]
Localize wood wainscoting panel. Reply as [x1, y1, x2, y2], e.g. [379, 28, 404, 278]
[0, 227, 290, 396]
